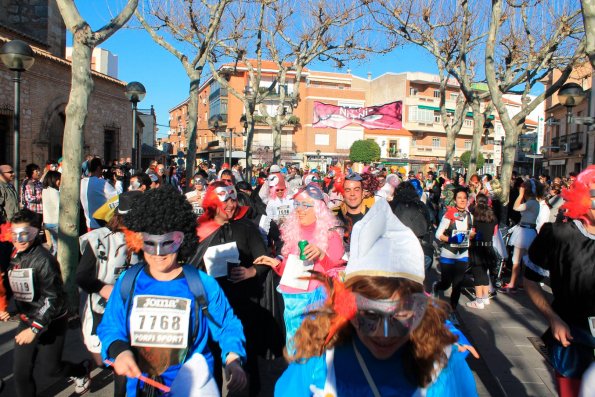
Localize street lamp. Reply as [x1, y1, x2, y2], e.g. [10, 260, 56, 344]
[316, 149, 321, 171]
[0, 39, 35, 196]
[558, 82, 585, 124]
[240, 115, 249, 179]
[125, 81, 146, 171]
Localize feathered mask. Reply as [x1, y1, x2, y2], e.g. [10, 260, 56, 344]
[322, 276, 357, 347]
[561, 165, 595, 223]
[331, 166, 346, 197]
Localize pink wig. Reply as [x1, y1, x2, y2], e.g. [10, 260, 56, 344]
[280, 190, 342, 258]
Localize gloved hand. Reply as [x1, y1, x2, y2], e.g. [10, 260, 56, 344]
[448, 233, 465, 244]
[475, 231, 483, 241]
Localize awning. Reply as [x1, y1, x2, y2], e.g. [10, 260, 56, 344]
[141, 144, 167, 158]
[416, 105, 495, 120]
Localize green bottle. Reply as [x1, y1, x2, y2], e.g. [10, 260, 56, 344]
[298, 240, 308, 260]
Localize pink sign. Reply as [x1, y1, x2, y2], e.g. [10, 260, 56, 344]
[312, 101, 402, 130]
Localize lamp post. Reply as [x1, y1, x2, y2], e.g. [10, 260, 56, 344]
[213, 120, 224, 166]
[241, 115, 249, 179]
[0, 39, 35, 196]
[125, 82, 146, 172]
[316, 149, 321, 171]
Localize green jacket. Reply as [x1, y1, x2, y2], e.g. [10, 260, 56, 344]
[0, 180, 18, 223]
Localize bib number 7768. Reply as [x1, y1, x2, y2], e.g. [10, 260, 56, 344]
[130, 296, 191, 349]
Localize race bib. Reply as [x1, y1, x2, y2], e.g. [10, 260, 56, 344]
[9, 268, 34, 302]
[278, 205, 291, 218]
[130, 295, 191, 349]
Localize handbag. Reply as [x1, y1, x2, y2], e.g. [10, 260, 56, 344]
[542, 325, 595, 378]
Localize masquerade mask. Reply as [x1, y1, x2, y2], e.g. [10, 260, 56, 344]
[129, 180, 141, 191]
[293, 200, 315, 210]
[299, 183, 325, 201]
[214, 186, 237, 202]
[346, 173, 363, 182]
[141, 231, 184, 256]
[12, 226, 39, 243]
[354, 293, 427, 338]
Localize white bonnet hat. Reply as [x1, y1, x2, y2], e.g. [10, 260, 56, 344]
[345, 199, 425, 284]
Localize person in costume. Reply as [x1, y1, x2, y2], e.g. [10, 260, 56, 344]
[191, 181, 285, 396]
[433, 188, 475, 318]
[266, 173, 294, 225]
[274, 199, 478, 397]
[254, 183, 345, 350]
[0, 209, 91, 397]
[500, 179, 540, 293]
[76, 191, 142, 396]
[332, 173, 371, 248]
[524, 165, 595, 397]
[97, 187, 247, 396]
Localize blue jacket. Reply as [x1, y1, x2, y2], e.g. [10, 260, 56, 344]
[98, 266, 246, 396]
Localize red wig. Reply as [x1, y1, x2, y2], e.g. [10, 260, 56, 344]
[331, 166, 346, 196]
[0, 223, 11, 243]
[561, 165, 595, 223]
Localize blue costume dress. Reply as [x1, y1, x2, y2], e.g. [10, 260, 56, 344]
[98, 265, 246, 396]
[275, 323, 477, 397]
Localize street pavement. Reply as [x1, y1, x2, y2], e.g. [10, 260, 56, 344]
[0, 284, 557, 396]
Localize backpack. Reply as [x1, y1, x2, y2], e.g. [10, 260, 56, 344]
[118, 263, 221, 341]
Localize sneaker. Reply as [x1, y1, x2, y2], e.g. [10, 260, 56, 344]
[488, 290, 498, 299]
[466, 300, 485, 309]
[71, 360, 91, 395]
[448, 312, 460, 327]
[482, 297, 491, 305]
[498, 283, 517, 294]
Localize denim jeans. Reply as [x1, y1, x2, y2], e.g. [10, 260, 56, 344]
[45, 223, 58, 256]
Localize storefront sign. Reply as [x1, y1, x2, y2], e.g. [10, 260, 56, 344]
[313, 101, 402, 130]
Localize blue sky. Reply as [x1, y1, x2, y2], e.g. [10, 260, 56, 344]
[72, 2, 441, 138]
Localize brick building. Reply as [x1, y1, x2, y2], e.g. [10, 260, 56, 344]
[0, 0, 133, 179]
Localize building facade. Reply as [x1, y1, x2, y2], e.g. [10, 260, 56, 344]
[0, 1, 133, 177]
[542, 66, 594, 177]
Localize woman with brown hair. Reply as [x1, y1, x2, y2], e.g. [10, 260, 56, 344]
[467, 194, 499, 309]
[275, 200, 478, 396]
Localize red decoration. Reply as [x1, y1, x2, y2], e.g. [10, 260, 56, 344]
[122, 227, 144, 252]
[0, 223, 12, 243]
[324, 278, 357, 346]
[561, 165, 595, 222]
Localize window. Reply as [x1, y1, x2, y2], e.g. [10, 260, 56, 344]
[464, 118, 473, 127]
[410, 87, 418, 96]
[336, 128, 364, 149]
[450, 93, 459, 101]
[315, 134, 329, 146]
[408, 106, 434, 124]
[434, 113, 441, 123]
[433, 90, 440, 98]
[432, 138, 441, 148]
[388, 140, 398, 157]
[464, 140, 471, 150]
[104, 128, 119, 164]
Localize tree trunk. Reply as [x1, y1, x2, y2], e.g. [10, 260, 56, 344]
[245, 117, 255, 181]
[185, 72, 200, 191]
[467, 100, 484, 179]
[57, 40, 93, 311]
[582, 0, 595, 68]
[272, 122, 283, 164]
[444, 128, 457, 177]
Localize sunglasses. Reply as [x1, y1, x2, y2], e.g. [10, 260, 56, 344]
[293, 200, 315, 210]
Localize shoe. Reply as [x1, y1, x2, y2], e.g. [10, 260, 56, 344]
[431, 281, 439, 298]
[482, 297, 491, 305]
[466, 300, 485, 309]
[498, 283, 517, 294]
[448, 313, 460, 327]
[488, 290, 497, 299]
[71, 360, 91, 395]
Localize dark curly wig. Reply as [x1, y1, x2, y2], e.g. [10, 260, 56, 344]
[123, 186, 198, 261]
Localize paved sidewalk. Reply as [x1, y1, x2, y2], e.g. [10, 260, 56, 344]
[457, 287, 558, 397]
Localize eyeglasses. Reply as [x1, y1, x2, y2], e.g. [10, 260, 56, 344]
[2, 171, 14, 174]
[276, 189, 285, 192]
[293, 200, 314, 210]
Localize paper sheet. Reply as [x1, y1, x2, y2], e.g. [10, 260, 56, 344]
[279, 254, 313, 291]
[203, 242, 240, 278]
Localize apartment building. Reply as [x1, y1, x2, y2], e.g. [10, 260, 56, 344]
[542, 66, 593, 177]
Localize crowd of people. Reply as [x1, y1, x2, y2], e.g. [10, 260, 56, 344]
[0, 155, 592, 397]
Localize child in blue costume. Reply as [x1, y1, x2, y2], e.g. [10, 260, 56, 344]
[98, 187, 247, 396]
[275, 200, 478, 397]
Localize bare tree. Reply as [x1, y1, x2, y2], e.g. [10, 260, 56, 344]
[485, 0, 585, 202]
[55, 0, 138, 309]
[582, 0, 595, 67]
[210, 0, 374, 166]
[368, 0, 491, 178]
[135, 0, 231, 188]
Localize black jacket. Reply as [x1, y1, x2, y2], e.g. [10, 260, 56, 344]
[9, 243, 67, 331]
